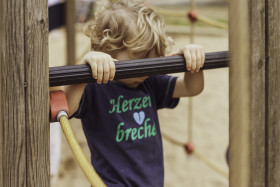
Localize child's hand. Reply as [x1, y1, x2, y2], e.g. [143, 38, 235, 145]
[168, 44, 205, 73]
[80, 51, 116, 84]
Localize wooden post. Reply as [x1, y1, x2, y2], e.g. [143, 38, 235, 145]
[0, 0, 49, 186]
[229, 0, 251, 186]
[248, 0, 266, 186]
[66, 0, 76, 65]
[266, 0, 280, 186]
[229, 0, 280, 187]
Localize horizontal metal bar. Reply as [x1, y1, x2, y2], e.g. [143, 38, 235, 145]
[50, 51, 229, 87]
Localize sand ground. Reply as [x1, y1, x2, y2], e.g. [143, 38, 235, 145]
[49, 20, 229, 187]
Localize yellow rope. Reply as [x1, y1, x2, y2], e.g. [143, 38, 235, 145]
[193, 150, 229, 179]
[197, 15, 228, 30]
[152, 6, 228, 30]
[162, 131, 184, 146]
[152, 7, 186, 17]
[188, 0, 195, 144]
[161, 132, 229, 179]
[59, 115, 107, 187]
[190, 0, 196, 10]
[188, 98, 193, 142]
[155, 0, 229, 181]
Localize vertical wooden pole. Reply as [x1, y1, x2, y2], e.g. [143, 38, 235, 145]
[0, 1, 27, 186]
[66, 0, 76, 65]
[229, 0, 251, 186]
[25, 0, 49, 186]
[0, 0, 49, 186]
[266, 0, 280, 186]
[249, 0, 266, 186]
[230, 0, 280, 186]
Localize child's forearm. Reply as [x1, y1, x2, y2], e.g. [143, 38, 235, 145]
[183, 71, 204, 96]
[64, 83, 86, 116]
[173, 71, 204, 98]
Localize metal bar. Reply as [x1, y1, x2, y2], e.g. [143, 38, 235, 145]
[50, 51, 229, 87]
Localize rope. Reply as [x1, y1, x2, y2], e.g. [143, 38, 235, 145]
[193, 150, 229, 179]
[190, 0, 196, 10]
[193, 149, 229, 179]
[161, 132, 229, 179]
[59, 115, 107, 187]
[162, 131, 184, 146]
[152, 6, 228, 30]
[153, 7, 186, 17]
[161, 0, 229, 180]
[188, 0, 195, 144]
[188, 98, 193, 142]
[197, 15, 228, 30]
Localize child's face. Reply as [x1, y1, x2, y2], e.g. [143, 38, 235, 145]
[114, 50, 157, 88]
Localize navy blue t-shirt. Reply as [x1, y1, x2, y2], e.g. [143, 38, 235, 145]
[72, 75, 179, 187]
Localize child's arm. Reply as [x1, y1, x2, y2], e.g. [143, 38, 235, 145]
[64, 51, 116, 116]
[169, 44, 205, 98]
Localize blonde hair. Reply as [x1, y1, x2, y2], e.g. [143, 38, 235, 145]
[84, 0, 172, 58]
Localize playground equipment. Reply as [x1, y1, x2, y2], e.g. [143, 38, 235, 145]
[48, 52, 229, 185]
[49, 90, 106, 187]
[161, 134, 229, 178]
[49, 1, 231, 185]
[49, 51, 229, 87]
[0, 0, 279, 187]
[154, 0, 231, 180]
[152, 4, 228, 30]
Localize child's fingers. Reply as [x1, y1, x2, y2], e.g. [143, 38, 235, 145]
[103, 60, 110, 84]
[183, 49, 192, 71]
[89, 61, 98, 80]
[81, 53, 98, 79]
[109, 59, 116, 81]
[196, 49, 202, 72]
[97, 59, 104, 84]
[190, 49, 197, 73]
[201, 48, 205, 68]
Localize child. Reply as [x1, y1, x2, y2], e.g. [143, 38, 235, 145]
[65, 0, 204, 186]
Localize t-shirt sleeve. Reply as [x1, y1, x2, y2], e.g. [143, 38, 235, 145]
[147, 75, 180, 109]
[70, 83, 94, 119]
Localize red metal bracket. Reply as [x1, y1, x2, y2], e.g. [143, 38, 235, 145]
[49, 90, 69, 122]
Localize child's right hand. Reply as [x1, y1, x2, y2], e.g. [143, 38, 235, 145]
[80, 51, 116, 84]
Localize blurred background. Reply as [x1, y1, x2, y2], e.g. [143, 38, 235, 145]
[48, 0, 229, 186]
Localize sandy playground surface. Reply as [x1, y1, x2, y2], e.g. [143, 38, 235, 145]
[49, 17, 229, 187]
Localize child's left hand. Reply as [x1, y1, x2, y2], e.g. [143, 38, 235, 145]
[168, 44, 205, 73]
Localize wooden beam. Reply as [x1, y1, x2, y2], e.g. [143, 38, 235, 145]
[230, 0, 280, 186]
[229, 0, 251, 186]
[25, 0, 49, 186]
[0, 1, 26, 186]
[249, 0, 266, 186]
[0, 0, 49, 186]
[266, 0, 280, 186]
[66, 0, 76, 65]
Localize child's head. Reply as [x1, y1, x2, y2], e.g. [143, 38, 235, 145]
[84, 0, 171, 59]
